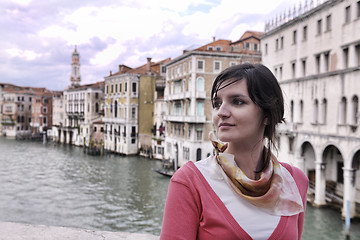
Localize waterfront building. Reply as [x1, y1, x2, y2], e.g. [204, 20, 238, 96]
[50, 91, 64, 141]
[58, 46, 105, 146]
[103, 58, 170, 155]
[0, 84, 52, 138]
[152, 67, 168, 160]
[60, 82, 104, 146]
[261, 0, 360, 218]
[164, 33, 262, 167]
[30, 90, 53, 137]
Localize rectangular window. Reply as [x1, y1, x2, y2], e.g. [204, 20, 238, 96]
[197, 60, 204, 71]
[343, 47, 349, 68]
[131, 126, 136, 144]
[131, 107, 136, 119]
[265, 43, 268, 55]
[119, 83, 122, 93]
[244, 42, 250, 49]
[132, 82, 137, 95]
[291, 62, 296, 78]
[125, 82, 127, 92]
[316, 55, 321, 73]
[275, 39, 279, 51]
[357, 1, 360, 18]
[293, 30, 297, 44]
[324, 52, 330, 72]
[317, 19, 322, 35]
[115, 84, 118, 93]
[345, 6, 351, 23]
[326, 14, 332, 31]
[196, 129, 203, 141]
[356, 44, 360, 66]
[214, 61, 221, 73]
[302, 59, 306, 77]
[280, 37, 284, 49]
[253, 43, 258, 51]
[43, 117, 47, 124]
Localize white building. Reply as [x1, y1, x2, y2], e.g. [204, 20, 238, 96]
[164, 35, 262, 167]
[58, 46, 104, 146]
[261, 0, 360, 218]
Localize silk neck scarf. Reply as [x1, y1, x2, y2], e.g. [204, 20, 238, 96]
[209, 132, 304, 216]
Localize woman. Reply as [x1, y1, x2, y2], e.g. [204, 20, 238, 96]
[160, 63, 308, 240]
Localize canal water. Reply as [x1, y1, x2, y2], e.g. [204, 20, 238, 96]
[0, 137, 359, 239]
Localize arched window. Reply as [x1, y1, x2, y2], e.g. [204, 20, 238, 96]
[290, 100, 294, 122]
[320, 98, 327, 124]
[299, 100, 304, 123]
[339, 97, 347, 124]
[313, 99, 319, 124]
[197, 77, 204, 92]
[196, 148, 202, 161]
[351, 95, 359, 125]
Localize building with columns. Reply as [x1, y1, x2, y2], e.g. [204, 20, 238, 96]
[56, 46, 104, 146]
[164, 33, 262, 167]
[261, 0, 360, 218]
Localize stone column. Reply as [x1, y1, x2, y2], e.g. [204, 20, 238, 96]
[295, 155, 305, 173]
[342, 167, 356, 218]
[314, 161, 327, 206]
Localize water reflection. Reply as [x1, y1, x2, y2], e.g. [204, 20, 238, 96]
[0, 137, 169, 235]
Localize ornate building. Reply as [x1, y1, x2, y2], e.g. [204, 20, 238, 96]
[261, 0, 360, 218]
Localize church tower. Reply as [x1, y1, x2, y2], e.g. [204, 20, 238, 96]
[70, 45, 81, 87]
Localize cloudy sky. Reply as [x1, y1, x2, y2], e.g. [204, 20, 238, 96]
[1, 0, 299, 91]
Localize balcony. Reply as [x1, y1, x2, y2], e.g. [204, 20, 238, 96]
[164, 114, 206, 123]
[196, 91, 206, 99]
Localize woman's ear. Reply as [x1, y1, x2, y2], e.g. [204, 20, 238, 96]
[263, 116, 269, 125]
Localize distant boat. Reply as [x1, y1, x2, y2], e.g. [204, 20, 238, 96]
[153, 168, 174, 177]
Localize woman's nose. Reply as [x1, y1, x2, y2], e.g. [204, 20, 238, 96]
[217, 103, 230, 118]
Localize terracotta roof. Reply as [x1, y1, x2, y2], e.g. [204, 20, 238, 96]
[194, 39, 233, 52]
[232, 31, 263, 44]
[109, 58, 171, 77]
[68, 81, 104, 91]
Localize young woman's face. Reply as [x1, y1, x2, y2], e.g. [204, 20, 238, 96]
[212, 78, 266, 146]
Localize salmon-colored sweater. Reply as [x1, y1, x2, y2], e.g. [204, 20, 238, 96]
[160, 161, 308, 240]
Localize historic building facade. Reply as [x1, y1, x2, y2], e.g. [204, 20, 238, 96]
[164, 33, 262, 167]
[57, 46, 104, 146]
[261, 0, 360, 217]
[103, 58, 169, 155]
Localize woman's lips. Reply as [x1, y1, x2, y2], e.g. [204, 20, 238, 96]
[218, 123, 234, 129]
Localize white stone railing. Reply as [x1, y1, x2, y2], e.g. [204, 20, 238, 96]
[0, 221, 159, 240]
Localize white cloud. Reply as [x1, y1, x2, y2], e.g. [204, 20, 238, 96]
[5, 48, 42, 61]
[10, 0, 32, 6]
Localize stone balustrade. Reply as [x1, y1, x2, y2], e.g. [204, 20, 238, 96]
[0, 221, 160, 240]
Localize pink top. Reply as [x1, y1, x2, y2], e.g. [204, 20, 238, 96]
[160, 161, 308, 240]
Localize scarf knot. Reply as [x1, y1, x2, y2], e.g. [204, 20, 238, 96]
[209, 132, 304, 216]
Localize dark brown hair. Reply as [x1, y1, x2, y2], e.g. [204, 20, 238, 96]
[211, 63, 285, 172]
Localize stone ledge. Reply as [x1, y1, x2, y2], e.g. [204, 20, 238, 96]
[0, 221, 160, 240]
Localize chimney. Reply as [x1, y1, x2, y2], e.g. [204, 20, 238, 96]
[110, 71, 112, 76]
[147, 57, 152, 73]
[213, 36, 215, 42]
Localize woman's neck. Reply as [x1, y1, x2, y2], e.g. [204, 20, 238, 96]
[226, 142, 264, 180]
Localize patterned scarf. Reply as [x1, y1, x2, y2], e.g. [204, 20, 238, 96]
[209, 132, 304, 216]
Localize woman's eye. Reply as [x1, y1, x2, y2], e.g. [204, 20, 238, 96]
[213, 100, 222, 109]
[232, 99, 244, 105]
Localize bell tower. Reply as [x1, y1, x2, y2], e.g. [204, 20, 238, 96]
[70, 45, 81, 87]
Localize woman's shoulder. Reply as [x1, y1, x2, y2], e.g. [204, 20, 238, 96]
[171, 161, 199, 183]
[280, 162, 309, 191]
